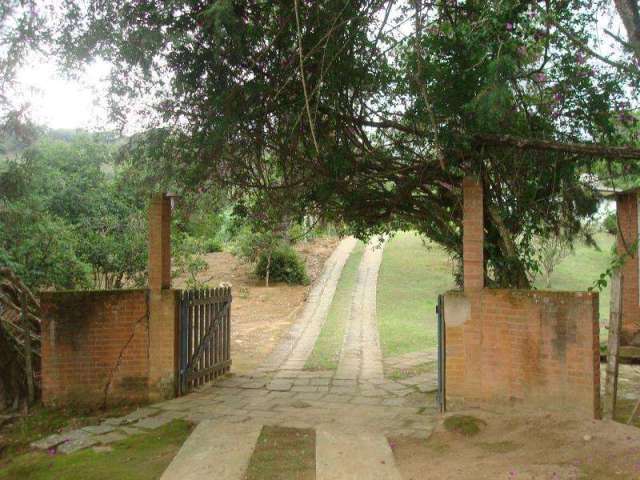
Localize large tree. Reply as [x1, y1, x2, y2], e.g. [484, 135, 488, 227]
[10, 0, 640, 287]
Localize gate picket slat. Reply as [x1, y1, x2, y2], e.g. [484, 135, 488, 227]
[214, 299, 220, 377]
[214, 294, 218, 380]
[196, 289, 201, 388]
[197, 289, 203, 387]
[187, 290, 193, 392]
[206, 289, 212, 382]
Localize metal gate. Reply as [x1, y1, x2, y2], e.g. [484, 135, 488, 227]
[436, 294, 446, 413]
[178, 286, 232, 395]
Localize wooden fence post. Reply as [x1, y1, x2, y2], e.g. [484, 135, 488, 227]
[604, 270, 622, 420]
[21, 292, 34, 408]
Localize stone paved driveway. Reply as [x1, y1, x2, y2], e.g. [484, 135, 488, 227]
[153, 368, 438, 439]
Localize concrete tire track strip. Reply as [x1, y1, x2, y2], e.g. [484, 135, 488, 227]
[257, 236, 358, 375]
[336, 239, 386, 381]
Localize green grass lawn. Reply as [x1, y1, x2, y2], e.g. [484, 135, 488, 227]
[0, 420, 192, 480]
[305, 241, 365, 370]
[535, 232, 614, 325]
[244, 426, 315, 480]
[376, 232, 455, 358]
[376, 231, 615, 359]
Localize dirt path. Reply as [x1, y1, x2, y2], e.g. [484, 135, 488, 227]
[257, 237, 358, 375]
[335, 239, 385, 381]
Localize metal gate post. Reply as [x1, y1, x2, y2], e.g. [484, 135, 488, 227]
[436, 294, 446, 413]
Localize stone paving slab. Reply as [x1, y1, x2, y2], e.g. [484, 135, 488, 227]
[97, 431, 128, 444]
[160, 421, 262, 480]
[123, 407, 160, 423]
[316, 428, 402, 480]
[132, 414, 175, 430]
[82, 424, 116, 435]
[267, 379, 293, 391]
[398, 373, 437, 386]
[57, 436, 100, 455]
[31, 433, 69, 450]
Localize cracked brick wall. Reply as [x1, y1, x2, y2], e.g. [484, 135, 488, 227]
[41, 290, 150, 407]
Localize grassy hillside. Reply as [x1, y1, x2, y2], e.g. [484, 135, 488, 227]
[376, 231, 614, 358]
[535, 232, 615, 324]
[376, 232, 456, 357]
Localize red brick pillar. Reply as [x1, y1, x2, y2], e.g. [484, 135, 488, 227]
[147, 193, 178, 400]
[148, 194, 172, 291]
[617, 192, 639, 344]
[463, 176, 484, 290]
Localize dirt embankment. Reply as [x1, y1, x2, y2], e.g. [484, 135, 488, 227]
[391, 409, 640, 480]
[174, 237, 339, 374]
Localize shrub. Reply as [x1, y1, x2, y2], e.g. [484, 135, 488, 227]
[603, 212, 617, 235]
[255, 245, 309, 285]
[203, 238, 223, 253]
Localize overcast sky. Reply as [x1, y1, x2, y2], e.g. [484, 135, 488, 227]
[12, 56, 112, 131]
[9, 5, 627, 133]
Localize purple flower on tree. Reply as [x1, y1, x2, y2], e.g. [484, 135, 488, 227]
[506, 22, 514, 31]
[533, 72, 546, 83]
[534, 29, 546, 41]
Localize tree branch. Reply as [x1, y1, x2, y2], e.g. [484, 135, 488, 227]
[474, 134, 640, 160]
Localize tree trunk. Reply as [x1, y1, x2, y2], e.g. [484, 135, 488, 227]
[265, 253, 272, 287]
[605, 270, 622, 420]
[615, 0, 640, 61]
[487, 204, 531, 289]
[22, 292, 34, 409]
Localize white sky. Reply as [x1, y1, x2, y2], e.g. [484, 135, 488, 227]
[9, 6, 628, 133]
[13, 55, 113, 131]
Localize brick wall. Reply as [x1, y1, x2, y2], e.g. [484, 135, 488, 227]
[444, 289, 600, 418]
[41, 290, 150, 407]
[617, 192, 640, 344]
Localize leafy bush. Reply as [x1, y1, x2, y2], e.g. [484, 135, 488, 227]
[172, 233, 208, 288]
[203, 238, 223, 253]
[603, 212, 618, 235]
[255, 245, 309, 285]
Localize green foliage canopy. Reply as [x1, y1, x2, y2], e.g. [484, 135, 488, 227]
[7, 1, 640, 286]
[0, 131, 147, 289]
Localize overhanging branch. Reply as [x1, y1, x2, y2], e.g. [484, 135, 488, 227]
[474, 134, 640, 160]
[344, 114, 640, 161]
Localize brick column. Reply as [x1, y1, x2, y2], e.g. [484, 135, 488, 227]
[617, 192, 639, 344]
[147, 193, 178, 400]
[463, 176, 484, 290]
[148, 193, 172, 291]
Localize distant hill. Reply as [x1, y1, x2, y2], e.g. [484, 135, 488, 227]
[0, 126, 125, 160]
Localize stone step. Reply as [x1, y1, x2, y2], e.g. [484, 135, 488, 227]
[160, 421, 261, 480]
[316, 428, 402, 480]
